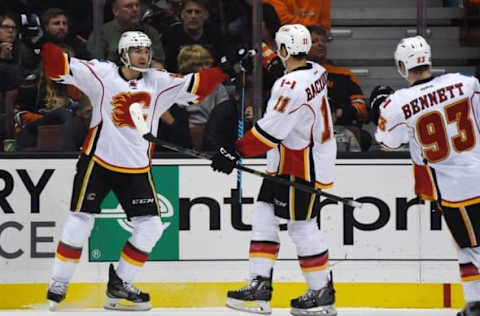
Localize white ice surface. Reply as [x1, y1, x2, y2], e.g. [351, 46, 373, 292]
[0, 308, 459, 315]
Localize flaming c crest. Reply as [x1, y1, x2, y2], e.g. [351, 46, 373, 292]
[111, 92, 151, 128]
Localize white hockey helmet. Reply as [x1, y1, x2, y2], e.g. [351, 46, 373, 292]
[394, 35, 431, 79]
[275, 24, 312, 64]
[118, 31, 152, 72]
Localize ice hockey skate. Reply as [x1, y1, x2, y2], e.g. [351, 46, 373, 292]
[290, 276, 337, 316]
[226, 275, 273, 314]
[47, 279, 68, 311]
[104, 263, 151, 311]
[458, 301, 480, 316]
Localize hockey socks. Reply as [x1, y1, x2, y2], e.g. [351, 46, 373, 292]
[52, 241, 82, 283]
[116, 241, 149, 283]
[50, 213, 94, 283]
[460, 262, 480, 302]
[116, 215, 164, 283]
[249, 240, 280, 279]
[299, 250, 330, 290]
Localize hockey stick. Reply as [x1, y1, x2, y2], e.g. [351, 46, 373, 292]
[129, 103, 363, 208]
[236, 71, 246, 204]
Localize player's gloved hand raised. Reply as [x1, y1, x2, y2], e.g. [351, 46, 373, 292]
[211, 146, 239, 174]
[220, 48, 256, 80]
[265, 55, 285, 80]
[369, 85, 394, 124]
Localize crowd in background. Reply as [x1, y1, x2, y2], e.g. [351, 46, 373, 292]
[0, 0, 475, 153]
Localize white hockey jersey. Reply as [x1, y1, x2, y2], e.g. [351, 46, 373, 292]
[375, 73, 480, 207]
[41, 42, 227, 172]
[236, 62, 336, 188]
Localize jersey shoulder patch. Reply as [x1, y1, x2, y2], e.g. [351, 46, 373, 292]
[278, 77, 297, 90]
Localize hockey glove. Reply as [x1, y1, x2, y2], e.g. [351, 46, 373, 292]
[265, 56, 285, 81]
[211, 146, 239, 174]
[262, 43, 284, 80]
[220, 48, 255, 80]
[369, 85, 394, 124]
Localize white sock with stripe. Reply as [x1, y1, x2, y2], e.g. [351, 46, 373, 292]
[116, 216, 163, 283]
[288, 219, 329, 290]
[50, 213, 95, 283]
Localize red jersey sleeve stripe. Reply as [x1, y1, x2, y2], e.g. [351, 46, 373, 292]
[236, 124, 281, 157]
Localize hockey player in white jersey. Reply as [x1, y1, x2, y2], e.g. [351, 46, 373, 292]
[374, 35, 480, 316]
[211, 24, 337, 316]
[42, 31, 238, 311]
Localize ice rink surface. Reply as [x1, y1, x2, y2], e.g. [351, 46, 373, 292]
[0, 308, 459, 315]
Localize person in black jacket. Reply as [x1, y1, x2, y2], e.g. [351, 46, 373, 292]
[161, 0, 228, 72]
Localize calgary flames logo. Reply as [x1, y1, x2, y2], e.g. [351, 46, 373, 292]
[111, 92, 151, 128]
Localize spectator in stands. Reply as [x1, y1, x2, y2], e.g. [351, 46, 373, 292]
[16, 8, 89, 114]
[58, 93, 91, 151]
[260, 3, 283, 99]
[14, 9, 88, 115]
[16, 47, 85, 147]
[15, 90, 75, 150]
[39, 8, 90, 59]
[0, 14, 22, 61]
[203, 81, 255, 151]
[0, 65, 20, 147]
[222, 0, 252, 47]
[307, 25, 372, 151]
[163, 0, 184, 21]
[177, 44, 233, 150]
[155, 103, 193, 151]
[223, 1, 283, 107]
[0, 14, 24, 146]
[87, 0, 165, 68]
[142, 0, 181, 35]
[161, 0, 228, 72]
[264, 0, 332, 40]
[332, 108, 361, 152]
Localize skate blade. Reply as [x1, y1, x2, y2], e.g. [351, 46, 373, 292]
[104, 298, 151, 311]
[290, 305, 337, 316]
[226, 297, 272, 315]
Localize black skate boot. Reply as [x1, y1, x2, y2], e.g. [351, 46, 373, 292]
[47, 279, 68, 311]
[104, 264, 151, 311]
[226, 275, 273, 314]
[290, 274, 337, 316]
[458, 301, 480, 316]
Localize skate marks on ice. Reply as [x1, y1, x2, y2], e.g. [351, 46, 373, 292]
[0, 308, 458, 315]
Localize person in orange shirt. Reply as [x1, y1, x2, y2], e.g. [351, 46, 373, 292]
[264, 0, 332, 39]
[307, 25, 372, 151]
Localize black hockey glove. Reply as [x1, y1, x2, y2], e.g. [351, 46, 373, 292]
[369, 85, 394, 124]
[265, 55, 285, 81]
[210, 146, 239, 174]
[220, 48, 255, 81]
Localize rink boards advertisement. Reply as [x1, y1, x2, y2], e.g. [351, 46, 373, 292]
[0, 158, 464, 309]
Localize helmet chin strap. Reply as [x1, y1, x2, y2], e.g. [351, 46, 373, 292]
[278, 50, 290, 69]
[128, 64, 150, 73]
[396, 61, 408, 80]
[397, 67, 408, 79]
[121, 53, 151, 73]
